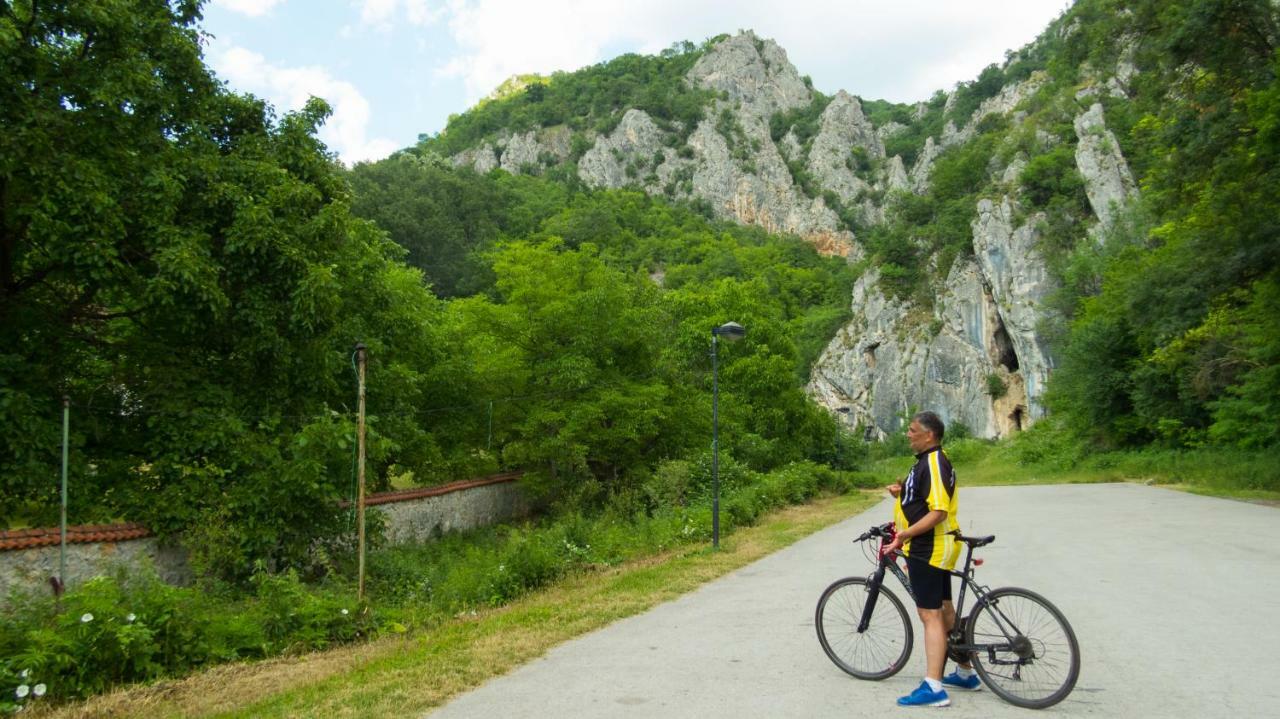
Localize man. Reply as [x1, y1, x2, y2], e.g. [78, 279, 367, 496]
[881, 411, 979, 707]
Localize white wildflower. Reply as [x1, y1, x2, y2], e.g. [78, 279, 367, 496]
[32, 684, 46, 697]
[16, 685, 29, 699]
[18, 669, 29, 679]
[80, 612, 94, 623]
[340, 608, 349, 616]
[125, 613, 136, 623]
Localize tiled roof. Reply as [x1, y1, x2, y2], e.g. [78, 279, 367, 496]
[0, 523, 153, 551]
[350, 471, 524, 507]
[1, 472, 525, 552]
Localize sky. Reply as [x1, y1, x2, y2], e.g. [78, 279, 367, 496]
[201, 0, 1074, 165]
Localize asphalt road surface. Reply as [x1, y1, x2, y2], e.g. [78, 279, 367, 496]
[427, 484, 1280, 718]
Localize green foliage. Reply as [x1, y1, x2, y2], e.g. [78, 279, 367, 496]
[985, 374, 1009, 399]
[0, 565, 375, 704]
[769, 92, 831, 146]
[0, 1, 489, 580]
[1019, 144, 1087, 210]
[419, 39, 720, 157]
[1204, 276, 1280, 449]
[882, 91, 948, 167]
[347, 154, 508, 297]
[1044, 0, 1280, 450]
[948, 63, 1007, 125]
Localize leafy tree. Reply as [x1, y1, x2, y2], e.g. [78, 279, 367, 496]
[0, 1, 470, 581]
[347, 153, 507, 297]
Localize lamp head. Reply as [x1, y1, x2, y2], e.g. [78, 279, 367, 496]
[712, 321, 746, 341]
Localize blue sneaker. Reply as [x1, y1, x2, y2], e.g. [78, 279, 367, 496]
[941, 671, 981, 691]
[897, 680, 951, 707]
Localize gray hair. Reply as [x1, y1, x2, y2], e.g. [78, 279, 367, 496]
[912, 411, 945, 443]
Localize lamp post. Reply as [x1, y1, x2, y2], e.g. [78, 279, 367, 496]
[711, 321, 745, 549]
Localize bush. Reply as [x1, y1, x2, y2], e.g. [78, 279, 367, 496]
[0, 565, 374, 704]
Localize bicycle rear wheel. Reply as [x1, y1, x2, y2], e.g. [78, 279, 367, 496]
[815, 577, 912, 680]
[966, 587, 1080, 709]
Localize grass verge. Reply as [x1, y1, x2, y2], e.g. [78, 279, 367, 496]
[866, 438, 1280, 502]
[29, 491, 877, 719]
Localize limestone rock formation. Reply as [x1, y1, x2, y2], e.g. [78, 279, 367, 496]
[579, 109, 668, 189]
[970, 197, 1055, 420]
[806, 91, 882, 204]
[686, 30, 812, 120]
[1074, 102, 1139, 229]
[808, 258, 1029, 440]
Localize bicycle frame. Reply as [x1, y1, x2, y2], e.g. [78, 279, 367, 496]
[860, 535, 1032, 666]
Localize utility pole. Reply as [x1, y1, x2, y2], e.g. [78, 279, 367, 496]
[355, 343, 368, 601]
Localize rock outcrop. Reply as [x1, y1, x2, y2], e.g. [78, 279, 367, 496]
[578, 109, 669, 189]
[808, 258, 1029, 440]
[686, 31, 812, 120]
[806, 91, 882, 203]
[1074, 102, 1139, 229]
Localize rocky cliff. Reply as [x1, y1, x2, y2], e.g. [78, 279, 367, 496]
[449, 29, 1143, 440]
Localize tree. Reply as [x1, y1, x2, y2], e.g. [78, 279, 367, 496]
[0, 1, 461, 580]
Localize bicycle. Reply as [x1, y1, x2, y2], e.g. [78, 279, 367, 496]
[815, 522, 1080, 709]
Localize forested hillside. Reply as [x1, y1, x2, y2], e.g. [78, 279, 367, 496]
[418, 0, 1280, 455]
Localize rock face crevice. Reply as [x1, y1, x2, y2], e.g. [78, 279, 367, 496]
[447, 30, 1143, 439]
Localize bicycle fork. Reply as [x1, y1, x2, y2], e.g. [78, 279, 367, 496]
[856, 563, 889, 632]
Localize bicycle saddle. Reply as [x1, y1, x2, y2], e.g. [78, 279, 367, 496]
[953, 532, 995, 547]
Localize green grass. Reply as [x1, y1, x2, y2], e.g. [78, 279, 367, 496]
[866, 437, 1280, 502]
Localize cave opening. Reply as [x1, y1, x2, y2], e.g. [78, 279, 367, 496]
[864, 341, 879, 370]
[992, 322, 1019, 372]
[1011, 406, 1024, 432]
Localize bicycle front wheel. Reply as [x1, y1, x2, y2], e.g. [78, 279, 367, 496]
[815, 577, 912, 680]
[966, 587, 1080, 709]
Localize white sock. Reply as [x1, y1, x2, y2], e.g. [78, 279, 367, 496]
[957, 666, 974, 679]
[925, 677, 942, 692]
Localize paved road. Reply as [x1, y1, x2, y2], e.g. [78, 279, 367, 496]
[427, 484, 1280, 717]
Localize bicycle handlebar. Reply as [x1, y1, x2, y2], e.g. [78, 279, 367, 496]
[853, 523, 995, 549]
[853, 522, 896, 543]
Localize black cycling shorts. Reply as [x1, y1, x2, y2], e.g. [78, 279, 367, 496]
[907, 559, 953, 610]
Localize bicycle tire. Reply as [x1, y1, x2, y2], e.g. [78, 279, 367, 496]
[815, 577, 913, 680]
[965, 587, 1080, 709]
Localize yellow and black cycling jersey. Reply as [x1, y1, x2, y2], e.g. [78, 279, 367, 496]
[893, 446, 960, 570]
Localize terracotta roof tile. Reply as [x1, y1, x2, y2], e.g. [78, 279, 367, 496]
[0, 522, 153, 551]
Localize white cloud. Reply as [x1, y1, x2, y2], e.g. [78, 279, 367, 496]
[209, 44, 398, 164]
[432, 0, 1068, 103]
[213, 0, 287, 18]
[359, 0, 445, 29]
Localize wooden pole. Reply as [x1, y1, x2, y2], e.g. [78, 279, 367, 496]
[355, 343, 368, 601]
[59, 395, 69, 594]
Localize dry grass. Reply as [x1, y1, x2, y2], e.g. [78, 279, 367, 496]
[30, 491, 876, 719]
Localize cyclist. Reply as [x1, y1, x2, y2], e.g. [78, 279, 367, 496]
[882, 411, 979, 707]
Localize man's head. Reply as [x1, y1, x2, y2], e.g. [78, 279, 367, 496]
[906, 411, 945, 453]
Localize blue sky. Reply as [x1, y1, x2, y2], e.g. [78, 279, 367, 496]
[202, 0, 1073, 165]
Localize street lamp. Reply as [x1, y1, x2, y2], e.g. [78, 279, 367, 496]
[711, 321, 745, 549]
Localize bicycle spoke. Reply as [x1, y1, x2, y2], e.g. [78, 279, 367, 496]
[816, 578, 912, 680]
[967, 588, 1079, 709]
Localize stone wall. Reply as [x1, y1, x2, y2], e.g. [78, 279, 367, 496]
[366, 472, 533, 545]
[0, 473, 531, 599]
